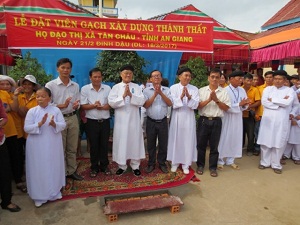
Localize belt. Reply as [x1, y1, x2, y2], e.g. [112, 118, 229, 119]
[63, 111, 76, 117]
[87, 118, 109, 123]
[200, 116, 221, 120]
[147, 116, 167, 123]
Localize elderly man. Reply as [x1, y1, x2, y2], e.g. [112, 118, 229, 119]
[46, 58, 83, 181]
[108, 65, 145, 176]
[167, 67, 199, 174]
[218, 70, 249, 170]
[81, 68, 111, 178]
[143, 70, 172, 174]
[196, 68, 230, 177]
[257, 70, 297, 174]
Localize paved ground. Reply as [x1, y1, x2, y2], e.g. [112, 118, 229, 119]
[1, 144, 300, 225]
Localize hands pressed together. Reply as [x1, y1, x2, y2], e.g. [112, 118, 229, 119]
[38, 113, 56, 128]
[123, 84, 132, 98]
[180, 86, 192, 100]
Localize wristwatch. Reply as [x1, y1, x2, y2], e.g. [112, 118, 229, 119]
[215, 100, 220, 104]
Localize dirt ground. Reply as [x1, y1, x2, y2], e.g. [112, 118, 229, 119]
[1, 144, 300, 225]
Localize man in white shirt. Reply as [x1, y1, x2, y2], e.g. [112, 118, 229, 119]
[196, 68, 231, 177]
[46, 58, 83, 181]
[143, 70, 172, 174]
[80, 68, 111, 178]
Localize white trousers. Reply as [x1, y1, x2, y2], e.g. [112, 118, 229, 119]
[283, 143, 300, 160]
[118, 159, 140, 170]
[218, 157, 235, 166]
[172, 163, 189, 169]
[260, 145, 285, 169]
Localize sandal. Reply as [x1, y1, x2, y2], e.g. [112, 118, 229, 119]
[196, 167, 204, 175]
[294, 160, 300, 165]
[217, 164, 224, 170]
[210, 170, 218, 177]
[273, 168, 282, 174]
[258, 164, 267, 170]
[2, 203, 21, 212]
[16, 183, 27, 193]
[230, 164, 240, 170]
[102, 168, 112, 175]
[89, 170, 98, 178]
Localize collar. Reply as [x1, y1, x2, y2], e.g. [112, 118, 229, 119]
[57, 77, 73, 86]
[89, 83, 103, 91]
[206, 85, 221, 92]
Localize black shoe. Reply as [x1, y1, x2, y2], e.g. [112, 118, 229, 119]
[2, 203, 21, 212]
[67, 172, 84, 181]
[133, 169, 141, 177]
[116, 168, 125, 176]
[145, 165, 155, 173]
[159, 165, 169, 173]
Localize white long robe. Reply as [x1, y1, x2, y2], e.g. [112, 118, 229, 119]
[167, 83, 199, 166]
[108, 82, 146, 165]
[288, 106, 300, 145]
[257, 86, 295, 148]
[218, 85, 248, 158]
[25, 105, 66, 202]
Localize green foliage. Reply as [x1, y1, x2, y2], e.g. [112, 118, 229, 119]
[181, 56, 208, 88]
[96, 51, 149, 84]
[8, 52, 53, 86]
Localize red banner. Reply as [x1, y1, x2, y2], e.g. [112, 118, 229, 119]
[5, 12, 213, 53]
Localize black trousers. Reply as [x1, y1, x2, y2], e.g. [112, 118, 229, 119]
[0, 142, 12, 208]
[146, 117, 168, 166]
[197, 117, 222, 170]
[243, 116, 255, 152]
[6, 135, 23, 184]
[86, 119, 110, 172]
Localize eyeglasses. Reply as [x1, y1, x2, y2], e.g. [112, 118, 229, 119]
[151, 75, 161, 78]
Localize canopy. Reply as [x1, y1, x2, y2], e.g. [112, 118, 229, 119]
[149, 4, 250, 66]
[249, 0, 300, 66]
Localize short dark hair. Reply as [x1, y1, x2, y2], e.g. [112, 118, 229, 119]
[264, 71, 274, 77]
[161, 78, 169, 87]
[149, 70, 162, 79]
[89, 68, 102, 77]
[177, 67, 192, 76]
[209, 68, 222, 76]
[244, 73, 253, 79]
[56, 58, 72, 68]
[37, 87, 52, 97]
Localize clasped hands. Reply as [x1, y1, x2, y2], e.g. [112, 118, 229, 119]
[38, 113, 56, 128]
[180, 86, 192, 100]
[123, 84, 132, 98]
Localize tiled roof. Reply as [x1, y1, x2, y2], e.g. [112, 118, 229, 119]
[230, 29, 256, 41]
[262, 0, 300, 29]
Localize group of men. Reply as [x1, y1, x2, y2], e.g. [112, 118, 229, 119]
[196, 68, 300, 177]
[50, 57, 300, 181]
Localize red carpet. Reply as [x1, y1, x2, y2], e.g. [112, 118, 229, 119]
[62, 158, 197, 200]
